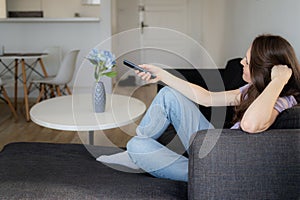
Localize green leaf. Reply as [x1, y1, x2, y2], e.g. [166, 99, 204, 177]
[102, 71, 117, 78]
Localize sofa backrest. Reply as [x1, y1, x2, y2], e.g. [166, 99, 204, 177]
[160, 57, 245, 91]
[270, 105, 300, 129]
[220, 58, 246, 90]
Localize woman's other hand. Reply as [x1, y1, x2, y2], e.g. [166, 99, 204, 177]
[271, 65, 292, 84]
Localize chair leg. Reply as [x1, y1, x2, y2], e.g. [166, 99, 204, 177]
[56, 85, 62, 96]
[50, 85, 56, 97]
[1, 86, 18, 120]
[66, 85, 72, 95]
[44, 84, 50, 99]
[47, 85, 56, 98]
[36, 83, 45, 103]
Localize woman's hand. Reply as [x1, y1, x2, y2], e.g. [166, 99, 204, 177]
[271, 65, 292, 84]
[135, 64, 163, 83]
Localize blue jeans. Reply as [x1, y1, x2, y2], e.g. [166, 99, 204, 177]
[127, 86, 214, 182]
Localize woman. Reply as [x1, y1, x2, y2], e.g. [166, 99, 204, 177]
[98, 34, 300, 182]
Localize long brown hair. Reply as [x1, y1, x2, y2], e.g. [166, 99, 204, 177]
[233, 34, 300, 123]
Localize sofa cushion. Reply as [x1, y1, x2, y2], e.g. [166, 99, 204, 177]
[270, 105, 300, 129]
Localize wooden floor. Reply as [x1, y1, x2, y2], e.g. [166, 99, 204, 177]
[0, 84, 157, 151]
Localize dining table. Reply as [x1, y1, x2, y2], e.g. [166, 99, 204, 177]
[0, 53, 48, 121]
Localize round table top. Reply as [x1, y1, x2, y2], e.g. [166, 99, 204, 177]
[30, 94, 146, 131]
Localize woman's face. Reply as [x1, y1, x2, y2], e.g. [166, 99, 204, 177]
[240, 46, 252, 83]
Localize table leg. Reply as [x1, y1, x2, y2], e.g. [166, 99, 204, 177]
[14, 59, 18, 110]
[21, 59, 30, 121]
[89, 130, 94, 145]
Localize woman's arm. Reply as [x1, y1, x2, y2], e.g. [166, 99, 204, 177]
[240, 65, 292, 133]
[137, 64, 241, 107]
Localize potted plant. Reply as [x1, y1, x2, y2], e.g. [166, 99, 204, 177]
[86, 48, 117, 113]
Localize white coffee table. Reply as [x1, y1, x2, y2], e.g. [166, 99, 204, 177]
[30, 93, 146, 145]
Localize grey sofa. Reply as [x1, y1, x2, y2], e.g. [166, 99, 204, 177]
[189, 119, 300, 199]
[0, 58, 299, 199]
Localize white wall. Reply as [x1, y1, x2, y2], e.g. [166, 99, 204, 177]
[187, 0, 202, 44]
[113, 0, 300, 67]
[196, 0, 230, 67]
[114, 0, 300, 70]
[0, 0, 6, 18]
[199, 0, 300, 66]
[0, 0, 112, 97]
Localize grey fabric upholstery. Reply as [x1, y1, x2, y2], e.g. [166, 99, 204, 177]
[188, 129, 300, 200]
[0, 142, 187, 200]
[270, 105, 300, 129]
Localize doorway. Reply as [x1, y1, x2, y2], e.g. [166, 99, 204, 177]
[113, 0, 200, 85]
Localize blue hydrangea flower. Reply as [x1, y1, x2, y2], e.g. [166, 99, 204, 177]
[86, 48, 117, 82]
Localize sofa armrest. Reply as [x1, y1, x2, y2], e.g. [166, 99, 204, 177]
[188, 129, 300, 200]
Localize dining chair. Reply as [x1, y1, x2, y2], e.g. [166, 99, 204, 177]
[42, 46, 62, 76]
[30, 49, 80, 103]
[0, 77, 18, 119]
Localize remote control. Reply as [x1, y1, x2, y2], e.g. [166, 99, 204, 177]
[123, 60, 157, 79]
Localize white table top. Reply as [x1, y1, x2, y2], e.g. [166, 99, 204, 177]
[0, 53, 48, 60]
[30, 94, 146, 131]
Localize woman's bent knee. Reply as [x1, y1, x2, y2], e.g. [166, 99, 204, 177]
[127, 136, 151, 153]
[127, 136, 164, 154]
